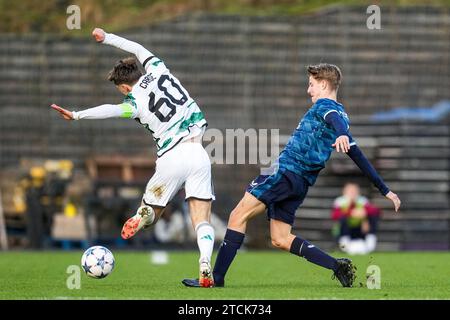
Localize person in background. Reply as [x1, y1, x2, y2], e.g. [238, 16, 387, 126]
[331, 182, 381, 254]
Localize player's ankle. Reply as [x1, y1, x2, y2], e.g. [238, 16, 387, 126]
[199, 257, 211, 264]
[137, 205, 155, 225]
[212, 272, 224, 286]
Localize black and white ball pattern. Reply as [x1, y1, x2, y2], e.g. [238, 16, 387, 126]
[81, 246, 115, 279]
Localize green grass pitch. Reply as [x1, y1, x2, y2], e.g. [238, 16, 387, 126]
[0, 251, 449, 299]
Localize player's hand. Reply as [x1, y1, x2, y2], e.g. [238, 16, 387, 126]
[50, 104, 74, 120]
[385, 191, 401, 213]
[92, 28, 106, 42]
[332, 135, 350, 153]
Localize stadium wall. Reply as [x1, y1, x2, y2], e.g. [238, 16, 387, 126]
[0, 6, 449, 250]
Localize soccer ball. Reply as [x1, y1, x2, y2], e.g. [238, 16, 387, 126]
[81, 246, 115, 279]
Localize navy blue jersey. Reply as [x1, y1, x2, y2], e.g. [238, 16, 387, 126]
[277, 98, 355, 186]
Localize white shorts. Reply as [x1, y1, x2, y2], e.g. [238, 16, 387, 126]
[143, 142, 215, 207]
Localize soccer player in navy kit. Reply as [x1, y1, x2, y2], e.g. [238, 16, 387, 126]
[183, 63, 401, 288]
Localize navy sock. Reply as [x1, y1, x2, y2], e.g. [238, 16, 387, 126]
[290, 236, 338, 271]
[212, 229, 245, 285]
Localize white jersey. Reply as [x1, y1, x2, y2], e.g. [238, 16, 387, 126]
[72, 33, 207, 157]
[125, 58, 206, 156]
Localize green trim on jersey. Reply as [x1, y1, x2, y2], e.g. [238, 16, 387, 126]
[152, 59, 163, 67]
[176, 112, 205, 134]
[166, 118, 184, 132]
[158, 137, 173, 151]
[123, 93, 137, 109]
[186, 101, 197, 108]
[163, 110, 204, 135]
[157, 112, 205, 153]
[165, 101, 197, 131]
[119, 103, 134, 118]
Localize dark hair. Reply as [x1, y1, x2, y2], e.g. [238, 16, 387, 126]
[107, 57, 143, 85]
[307, 63, 342, 90]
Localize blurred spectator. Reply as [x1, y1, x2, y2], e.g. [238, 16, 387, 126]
[331, 182, 381, 254]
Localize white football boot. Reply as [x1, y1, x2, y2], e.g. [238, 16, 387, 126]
[121, 206, 155, 240]
[199, 258, 214, 288]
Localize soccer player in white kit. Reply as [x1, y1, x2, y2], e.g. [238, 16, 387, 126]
[51, 28, 215, 287]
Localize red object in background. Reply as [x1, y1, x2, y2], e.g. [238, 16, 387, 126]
[331, 201, 381, 220]
[365, 203, 381, 217]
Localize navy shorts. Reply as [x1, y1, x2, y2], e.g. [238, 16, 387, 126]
[246, 169, 309, 226]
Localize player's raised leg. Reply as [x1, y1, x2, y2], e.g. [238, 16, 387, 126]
[122, 147, 185, 240]
[270, 219, 356, 287]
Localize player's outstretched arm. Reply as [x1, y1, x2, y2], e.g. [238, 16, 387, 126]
[347, 145, 401, 212]
[51, 103, 137, 120]
[92, 28, 154, 71]
[325, 111, 401, 212]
